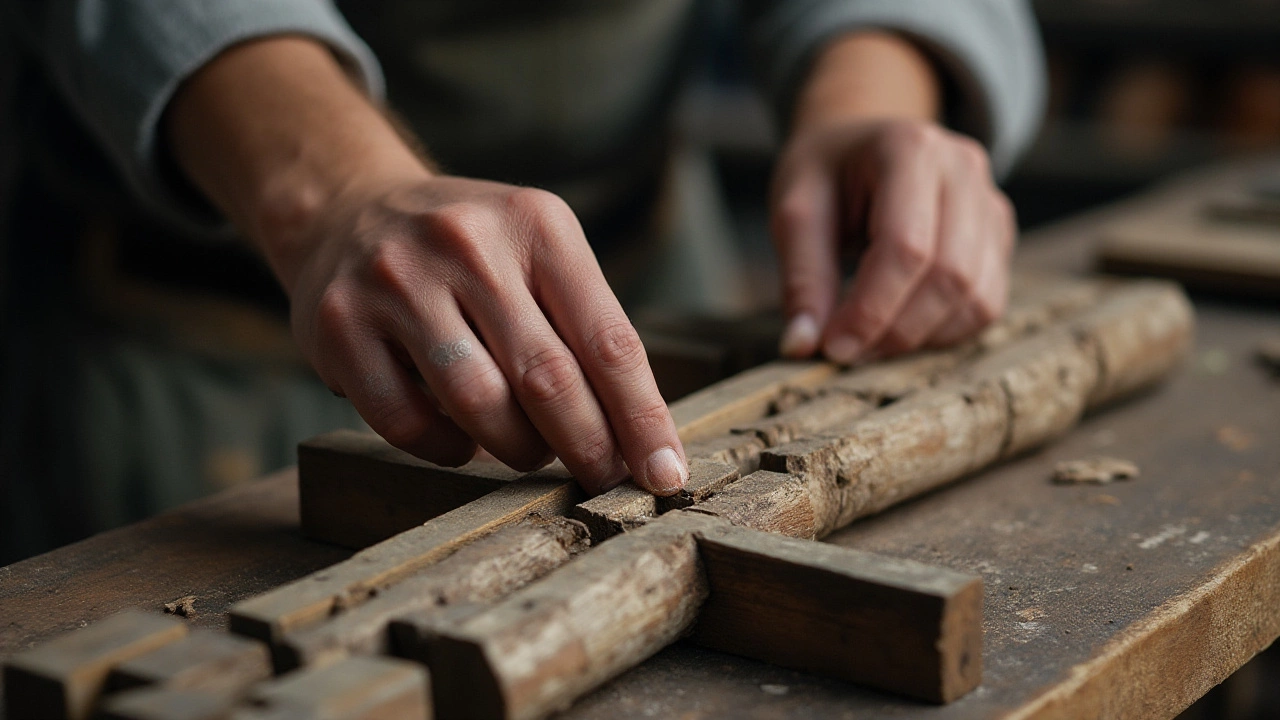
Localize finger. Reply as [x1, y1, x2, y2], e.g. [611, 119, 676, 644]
[536, 237, 688, 497]
[322, 329, 478, 466]
[394, 296, 553, 472]
[928, 224, 1010, 347]
[461, 269, 630, 495]
[867, 157, 987, 358]
[822, 144, 941, 363]
[770, 159, 842, 358]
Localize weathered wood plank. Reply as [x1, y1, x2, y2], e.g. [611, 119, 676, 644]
[247, 656, 430, 720]
[229, 473, 582, 649]
[3, 610, 188, 720]
[98, 686, 237, 720]
[692, 525, 983, 703]
[275, 516, 588, 671]
[426, 512, 726, 720]
[299, 430, 518, 549]
[669, 360, 839, 443]
[108, 630, 270, 695]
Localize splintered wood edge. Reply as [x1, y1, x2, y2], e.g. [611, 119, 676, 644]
[229, 476, 582, 646]
[1007, 529, 1280, 720]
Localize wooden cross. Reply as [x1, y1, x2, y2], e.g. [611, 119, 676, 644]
[2, 277, 1193, 720]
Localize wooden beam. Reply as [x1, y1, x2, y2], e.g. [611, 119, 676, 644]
[107, 630, 269, 695]
[669, 360, 839, 443]
[3, 610, 188, 720]
[693, 525, 982, 703]
[247, 656, 430, 720]
[427, 512, 726, 720]
[229, 473, 581, 650]
[299, 429, 519, 549]
[275, 516, 588, 671]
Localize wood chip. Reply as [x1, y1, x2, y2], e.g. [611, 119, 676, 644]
[163, 596, 197, 619]
[1052, 457, 1140, 485]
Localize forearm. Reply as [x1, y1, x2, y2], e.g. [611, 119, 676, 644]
[791, 32, 941, 134]
[165, 36, 429, 294]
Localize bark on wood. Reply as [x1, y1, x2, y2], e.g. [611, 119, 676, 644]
[299, 430, 518, 549]
[229, 474, 581, 649]
[3, 610, 188, 720]
[1068, 280, 1195, 409]
[247, 656, 430, 720]
[275, 517, 588, 671]
[98, 687, 237, 720]
[568, 461, 737, 543]
[693, 525, 983, 703]
[669, 361, 838, 443]
[107, 630, 270, 695]
[426, 512, 726, 720]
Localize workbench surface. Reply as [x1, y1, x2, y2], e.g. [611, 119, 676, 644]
[3, 162, 1279, 720]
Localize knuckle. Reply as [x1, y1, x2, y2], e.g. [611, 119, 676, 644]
[560, 426, 615, 473]
[956, 136, 991, 174]
[444, 365, 509, 420]
[843, 302, 892, 338]
[517, 346, 582, 405]
[585, 320, 647, 374]
[884, 228, 934, 274]
[929, 261, 974, 302]
[623, 399, 671, 435]
[315, 285, 359, 336]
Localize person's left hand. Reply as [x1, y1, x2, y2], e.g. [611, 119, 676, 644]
[770, 118, 1017, 363]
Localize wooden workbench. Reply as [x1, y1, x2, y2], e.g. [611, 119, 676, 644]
[3, 161, 1279, 720]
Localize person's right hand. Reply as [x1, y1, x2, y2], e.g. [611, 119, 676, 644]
[283, 175, 689, 496]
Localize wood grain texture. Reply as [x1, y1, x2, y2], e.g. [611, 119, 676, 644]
[426, 512, 726, 720]
[248, 656, 430, 720]
[730, 393, 874, 446]
[229, 474, 582, 649]
[669, 360, 839, 443]
[98, 687, 237, 720]
[299, 430, 518, 549]
[687, 471, 818, 539]
[276, 516, 588, 671]
[3, 610, 188, 720]
[693, 525, 983, 703]
[681, 433, 767, 474]
[107, 631, 269, 695]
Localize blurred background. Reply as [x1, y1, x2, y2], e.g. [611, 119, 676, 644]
[1, 2, 1278, 716]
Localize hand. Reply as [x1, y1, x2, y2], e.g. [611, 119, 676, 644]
[771, 119, 1017, 364]
[287, 175, 688, 495]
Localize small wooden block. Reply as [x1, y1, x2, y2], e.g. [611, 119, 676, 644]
[248, 656, 430, 720]
[692, 525, 983, 703]
[568, 460, 738, 542]
[98, 687, 237, 720]
[108, 630, 270, 694]
[427, 512, 726, 720]
[300, 430, 519, 549]
[230, 474, 582, 649]
[670, 360, 838, 443]
[3, 609, 188, 720]
[276, 516, 588, 671]
[687, 470, 817, 539]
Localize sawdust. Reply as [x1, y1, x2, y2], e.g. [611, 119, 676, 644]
[1053, 457, 1140, 485]
[163, 595, 198, 618]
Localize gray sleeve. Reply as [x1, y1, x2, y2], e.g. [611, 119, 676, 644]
[7, 0, 385, 231]
[742, 0, 1046, 176]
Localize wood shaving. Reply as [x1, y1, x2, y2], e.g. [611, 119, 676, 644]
[1052, 457, 1140, 485]
[163, 595, 198, 618]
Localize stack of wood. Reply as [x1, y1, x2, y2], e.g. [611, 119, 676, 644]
[2, 276, 1194, 720]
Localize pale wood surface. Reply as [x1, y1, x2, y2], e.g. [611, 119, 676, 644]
[1, 160, 1279, 720]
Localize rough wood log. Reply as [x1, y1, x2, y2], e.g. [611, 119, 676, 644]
[107, 630, 270, 695]
[299, 430, 518, 549]
[98, 687, 237, 720]
[247, 656, 429, 720]
[229, 474, 581, 650]
[567, 460, 737, 542]
[730, 393, 874, 445]
[3, 610, 188, 720]
[681, 433, 767, 474]
[692, 525, 983, 703]
[762, 381, 1008, 537]
[426, 512, 725, 720]
[669, 360, 838, 443]
[275, 517, 588, 671]
[687, 470, 818, 539]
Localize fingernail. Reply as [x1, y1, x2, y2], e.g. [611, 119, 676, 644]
[780, 314, 819, 358]
[644, 447, 688, 496]
[826, 335, 863, 364]
[597, 456, 631, 494]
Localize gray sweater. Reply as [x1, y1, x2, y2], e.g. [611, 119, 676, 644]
[7, 0, 1045, 234]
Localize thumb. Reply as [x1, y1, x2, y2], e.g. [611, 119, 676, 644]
[770, 160, 841, 359]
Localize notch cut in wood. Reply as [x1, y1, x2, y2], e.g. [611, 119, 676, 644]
[3, 609, 188, 720]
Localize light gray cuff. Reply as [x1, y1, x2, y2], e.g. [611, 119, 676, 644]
[749, 0, 1046, 176]
[42, 0, 385, 235]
